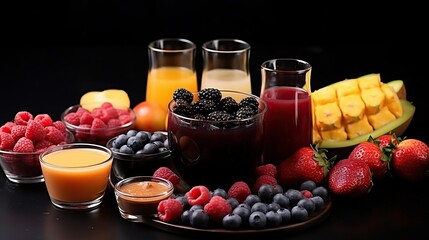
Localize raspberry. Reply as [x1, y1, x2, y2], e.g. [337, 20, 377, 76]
[227, 181, 251, 203]
[75, 107, 90, 116]
[90, 118, 107, 132]
[11, 125, 27, 141]
[204, 195, 232, 224]
[118, 114, 133, 125]
[153, 167, 180, 186]
[107, 118, 122, 127]
[52, 121, 66, 135]
[104, 107, 119, 119]
[0, 122, 15, 133]
[0, 132, 16, 150]
[35, 139, 53, 152]
[255, 164, 277, 178]
[25, 120, 46, 142]
[64, 112, 80, 126]
[34, 114, 53, 127]
[45, 126, 64, 144]
[157, 198, 184, 223]
[300, 189, 313, 198]
[79, 112, 94, 125]
[14, 111, 33, 125]
[100, 102, 114, 109]
[253, 175, 278, 193]
[13, 137, 34, 152]
[187, 185, 211, 206]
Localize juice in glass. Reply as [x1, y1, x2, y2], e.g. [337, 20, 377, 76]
[261, 86, 312, 165]
[201, 69, 251, 93]
[40, 143, 113, 210]
[146, 67, 197, 112]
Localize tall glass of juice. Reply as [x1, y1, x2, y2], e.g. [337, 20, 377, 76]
[40, 143, 113, 211]
[146, 38, 198, 112]
[201, 39, 252, 94]
[260, 58, 312, 165]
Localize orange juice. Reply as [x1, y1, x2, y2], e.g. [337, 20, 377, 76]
[146, 67, 198, 112]
[40, 146, 113, 203]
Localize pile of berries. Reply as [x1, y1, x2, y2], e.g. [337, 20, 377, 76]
[172, 88, 260, 128]
[109, 129, 169, 155]
[153, 166, 329, 230]
[62, 102, 135, 145]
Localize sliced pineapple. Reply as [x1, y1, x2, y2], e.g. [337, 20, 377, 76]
[381, 83, 403, 117]
[338, 94, 365, 123]
[367, 106, 396, 129]
[314, 102, 342, 131]
[345, 115, 374, 139]
[360, 88, 385, 115]
[357, 73, 381, 90]
[320, 126, 348, 141]
[335, 79, 360, 97]
[312, 86, 337, 106]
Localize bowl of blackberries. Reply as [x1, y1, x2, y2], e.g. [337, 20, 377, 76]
[106, 129, 172, 183]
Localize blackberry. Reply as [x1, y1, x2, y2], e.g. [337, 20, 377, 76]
[235, 106, 255, 120]
[173, 99, 192, 117]
[173, 88, 194, 104]
[192, 99, 218, 116]
[199, 88, 222, 104]
[239, 96, 259, 114]
[219, 96, 239, 114]
[207, 111, 235, 122]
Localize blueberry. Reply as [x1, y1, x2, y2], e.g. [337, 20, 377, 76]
[112, 134, 128, 148]
[180, 210, 191, 225]
[119, 145, 134, 154]
[236, 203, 251, 211]
[126, 129, 138, 137]
[152, 140, 165, 148]
[258, 184, 275, 203]
[175, 195, 189, 209]
[272, 193, 290, 208]
[265, 210, 282, 227]
[227, 198, 239, 210]
[291, 205, 309, 222]
[189, 209, 209, 228]
[136, 131, 151, 142]
[189, 205, 204, 212]
[284, 189, 304, 205]
[213, 188, 228, 199]
[251, 202, 268, 213]
[312, 186, 329, 200]
[248, 211, 267, 229]
[244, 194, 260, 207]
[268, 202, 281, 212]
[300, 180, 317, 191]
[127, 136, 144, 151]
[232, 205, 251, 223]
[222, 213, 242, 229]
[297, 198, 316, 214]
[150, 132, 166, 142]
[273, 184, 284, 194]
[277, 208, 291, 223]
[310, 196, 325, 210]
[141, 142, 158, 154]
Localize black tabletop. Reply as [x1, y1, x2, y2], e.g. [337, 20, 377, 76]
[1, 2, 428, 240]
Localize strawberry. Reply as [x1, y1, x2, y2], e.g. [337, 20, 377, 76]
[348, 140, 389, 181]
[390, 138, 429, 182]
[375, 133, 399, 149]
[328, 158, 373, 197]
[277, 144, 335, 189]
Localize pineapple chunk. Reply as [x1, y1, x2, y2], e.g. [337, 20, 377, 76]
[361, 88, 385, 115]
[335, 79, 360, 97]
[381, 83, 403, 117]
[314, 102, 343, 131]
[367, 106, 396, 129]
[357, 73, 381, 90]
[313, 127, 322, 144]
[320, 127, 348, 141]
[338, 94, 365, 123]
[312, 86, 337, 106]
[345, 115, 374, 139]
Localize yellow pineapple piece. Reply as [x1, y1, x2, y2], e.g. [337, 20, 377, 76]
[335, 79, 360, 97]
[357, 73, 381, 90]
[313, 127, 322, 144]
[345, 115, 374, 139]
[312, 86, 337, 106]
[338, 94, 365, 123]
[381, 83, 403, 117]
[320, 127, 348, 141]
[314, 102, 342, 131]
[367, 106, 396, 129]
[360, 88, 385, 115]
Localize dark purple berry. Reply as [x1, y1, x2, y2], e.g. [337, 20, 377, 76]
[291, 205, 309, 222]
[251, 202, 268, 213]
[265, 210, 282, 227]
[248, 211, 267, 229]
[222, 213, 242, 229]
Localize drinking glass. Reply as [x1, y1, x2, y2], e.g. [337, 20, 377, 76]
[201, 39, 252, 94]
[260, 58, 313, 165]
[146, 38, 198, 112]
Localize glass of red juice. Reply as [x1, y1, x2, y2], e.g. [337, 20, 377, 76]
[260, 58, 312, 165]
[167, 90, 267, 190]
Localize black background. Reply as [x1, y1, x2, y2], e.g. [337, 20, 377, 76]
[0, 2, 428, 240]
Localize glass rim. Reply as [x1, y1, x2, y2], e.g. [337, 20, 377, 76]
[167, 89, 267, 123]
[114, 176, 174, 198]
[202, 38, 250, 53]
[148, 38, 196, 53]
[39, 143, 113, 169]
[261, 58, 312, 73]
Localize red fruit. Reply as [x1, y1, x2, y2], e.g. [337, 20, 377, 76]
[52, 121, 66, 135]
[0, 122, 15, 133]
[187, 185, 211, 206]
[34, 114, 53, 127]
[79, 112, 94, 125]
[204, 195, 232, 223]
[390, 139, 429, 182]
[255, 163, 277, 178]
[277, 145, 334, 189]
[253, 175, 277, 193]
[11, 125, 27, 141]
[64, 112, 80, 126]
[300, 189, 313, 198]
[13, 137, 35, 152]
[45, 126, 64, 144]
[348, 141, 389, 180]
[328, 158, 373, 197]
[152, 167, 180, 186]
[14, 111, 33, 125]
[25, 120, 46, 142]
[0, 132, 16, 150]
[157, 198, 183, 223]
[376, 133, 399, 149]
[227, 181, 251, 203]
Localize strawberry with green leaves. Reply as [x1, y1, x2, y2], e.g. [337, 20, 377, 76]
[390, 138, 429, 182]
[328, 158, 373, 198]
[277, 144, 335, 189]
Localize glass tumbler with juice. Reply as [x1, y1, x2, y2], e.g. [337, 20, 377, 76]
[260, 58, 313, 165]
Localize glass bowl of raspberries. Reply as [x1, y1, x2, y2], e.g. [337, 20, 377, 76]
[61, 102, 136, 146]
[167, 88, 267, 190]
[0, 111, 74, 184]
[106, 129, 173, 184]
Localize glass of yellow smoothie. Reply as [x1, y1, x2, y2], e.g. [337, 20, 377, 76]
[39, 143, 113, 211]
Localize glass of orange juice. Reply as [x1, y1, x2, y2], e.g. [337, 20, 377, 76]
[39, 143, 113, 211]
[146, 38, 198, 112]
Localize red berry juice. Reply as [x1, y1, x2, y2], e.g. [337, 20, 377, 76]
[261, 86, 312, 165]
[168, 112, 265, 190]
